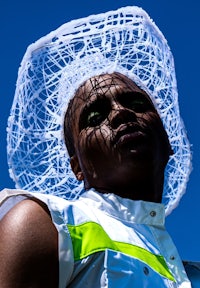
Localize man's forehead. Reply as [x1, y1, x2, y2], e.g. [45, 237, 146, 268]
[86, 73, 140, 90]
[76, 73, 142, 99]
[89, 74, 117, 88]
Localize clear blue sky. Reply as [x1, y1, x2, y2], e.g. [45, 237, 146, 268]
[0, 0, 199, 261]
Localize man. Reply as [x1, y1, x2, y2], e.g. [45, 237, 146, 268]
[64, 72, 172, 203]
[0, 6, 196, 288]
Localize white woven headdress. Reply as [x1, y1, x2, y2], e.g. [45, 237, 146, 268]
[7, 6, 191, 215]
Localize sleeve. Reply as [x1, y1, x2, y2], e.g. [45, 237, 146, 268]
[0, 188, 30, 220]
[0, 189, 74, 288]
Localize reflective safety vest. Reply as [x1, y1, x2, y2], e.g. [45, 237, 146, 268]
[0, 189, 192, 288]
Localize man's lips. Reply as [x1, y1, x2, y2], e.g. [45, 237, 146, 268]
[113, 125, 147, 148]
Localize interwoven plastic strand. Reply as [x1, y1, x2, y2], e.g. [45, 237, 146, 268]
[7, 6, 192, 215]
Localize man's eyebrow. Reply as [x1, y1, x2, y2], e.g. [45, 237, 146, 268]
[81, 95, 107, 113]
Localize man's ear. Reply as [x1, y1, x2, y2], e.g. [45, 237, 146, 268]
[70, 155, 84, 181]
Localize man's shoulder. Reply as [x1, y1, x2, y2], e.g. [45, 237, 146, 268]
[0, 197, 58, 269]
[0, 197, 55, 241]
[0, 195, 59, 287]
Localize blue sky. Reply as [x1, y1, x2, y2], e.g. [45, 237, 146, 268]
[0, 0, 199, 261]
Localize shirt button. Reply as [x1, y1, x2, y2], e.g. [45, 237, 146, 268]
[150, 210, 156, 217]
[143, 267, 149, 275]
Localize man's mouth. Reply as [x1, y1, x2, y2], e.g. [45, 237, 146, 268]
[113, 125, 147, 149]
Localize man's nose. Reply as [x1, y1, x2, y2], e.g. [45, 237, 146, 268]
[109, 102, 137, 129]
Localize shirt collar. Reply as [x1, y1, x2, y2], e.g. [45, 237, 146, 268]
[81, 189, 165, 227]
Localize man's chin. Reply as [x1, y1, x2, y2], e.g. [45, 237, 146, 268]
[116, 144, 153, 161]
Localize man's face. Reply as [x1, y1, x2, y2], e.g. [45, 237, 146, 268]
[68, 72, 171, 195]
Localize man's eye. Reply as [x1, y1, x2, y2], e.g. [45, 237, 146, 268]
[87, 111, 104, 127]
[129, 99, 145, 111]
[119, 92, 154, 113]
[79, 99, 110, 131]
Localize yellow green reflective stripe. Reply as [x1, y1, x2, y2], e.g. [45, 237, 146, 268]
[67, 221, 175, 282]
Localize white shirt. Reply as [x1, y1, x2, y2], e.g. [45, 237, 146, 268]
[0, 188, 192, 287]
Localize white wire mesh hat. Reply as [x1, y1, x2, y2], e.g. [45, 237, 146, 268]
[7, 6, 191, 215]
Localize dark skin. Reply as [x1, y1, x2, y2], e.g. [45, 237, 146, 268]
[0, 73, 171, 286]
[69, 73, 172, 202]
[0, 199, 59, 288]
